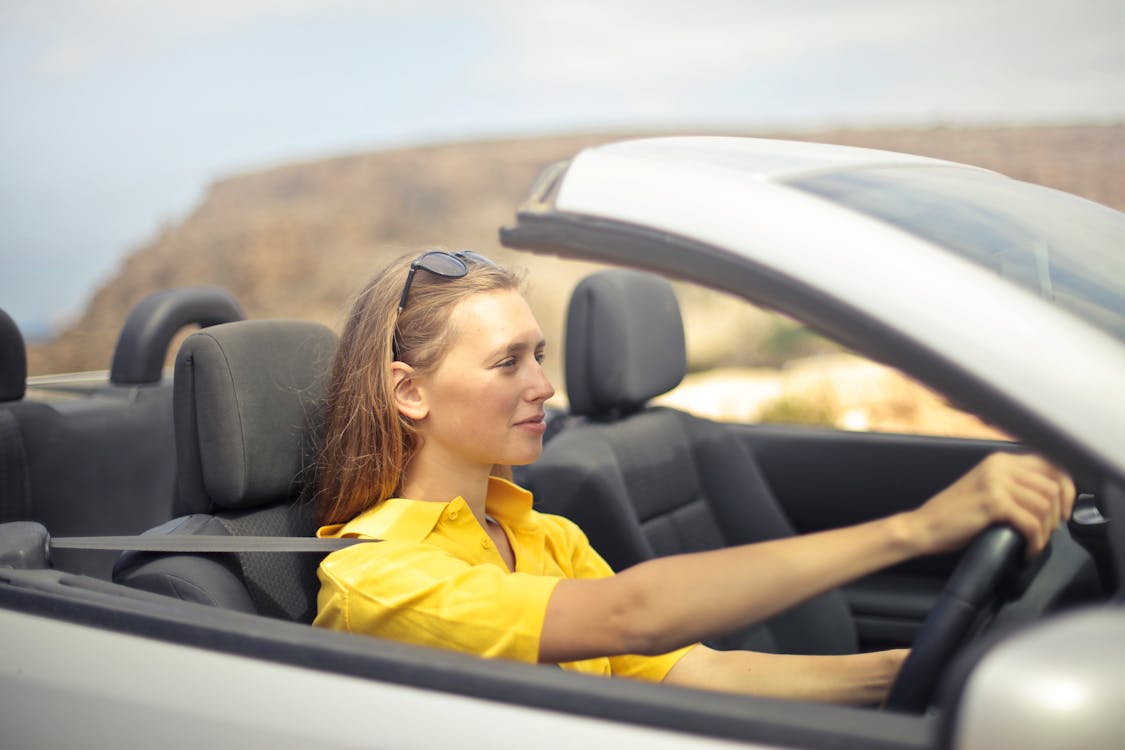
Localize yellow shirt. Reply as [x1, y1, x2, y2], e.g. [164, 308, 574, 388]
[314, 477, 693, 681]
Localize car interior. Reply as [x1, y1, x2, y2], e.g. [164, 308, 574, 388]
[0, 287, 244, 578]
[518, 269, 858, 656]
[0, 265, 1114, 746]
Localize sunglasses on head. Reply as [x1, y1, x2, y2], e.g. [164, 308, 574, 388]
[392, 250, 498, 360]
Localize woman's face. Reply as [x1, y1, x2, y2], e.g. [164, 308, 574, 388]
[411, 289, 555, 469]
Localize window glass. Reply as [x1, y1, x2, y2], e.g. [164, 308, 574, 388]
[789, 166, 1125, 344]
[526, 257, 1006, 440]
[663, 282, 1007, 439]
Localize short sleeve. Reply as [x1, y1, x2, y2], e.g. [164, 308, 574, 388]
[315, 540, 561, 663]
[607, 644, 697, 682]
[536, 512, 616, 580]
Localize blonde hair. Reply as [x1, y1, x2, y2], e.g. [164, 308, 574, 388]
[315, 251, 522, 525]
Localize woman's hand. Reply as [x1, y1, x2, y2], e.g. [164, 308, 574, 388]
[906, 452, 1076, 558]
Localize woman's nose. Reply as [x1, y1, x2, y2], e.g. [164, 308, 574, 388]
[527, 365, 555, 402]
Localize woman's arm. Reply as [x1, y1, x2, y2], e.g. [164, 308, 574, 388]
[539, 452, 1074, 666]
[663, 645, 909, 705]
[541, 506, 919, 661]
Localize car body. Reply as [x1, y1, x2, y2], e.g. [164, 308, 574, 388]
[2, 136, 1124, 749]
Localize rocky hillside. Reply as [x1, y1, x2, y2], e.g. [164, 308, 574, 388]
[28, 124, 1125, 389]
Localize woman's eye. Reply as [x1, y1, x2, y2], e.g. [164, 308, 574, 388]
[497, 358, 517, 369]
[535, 351, 546, 364]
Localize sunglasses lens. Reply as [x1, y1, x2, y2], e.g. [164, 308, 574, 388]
[415, 251, 469, 278]
[455, 251, 497, 268]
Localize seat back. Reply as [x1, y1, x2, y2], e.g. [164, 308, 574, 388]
[0, 308, 26, 404]
[0, 290, 244, 578]
[525, 270, 857, 655]
[114, 320, 338, 622]
[0, 308, 31, 524]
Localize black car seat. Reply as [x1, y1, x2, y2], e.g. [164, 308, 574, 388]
[0, 308, 26, 404]
[114, 319, 338, 622]
[523, 269, 858, 655]
[0, 308, 32, 522]
[0, 289, 244, 578]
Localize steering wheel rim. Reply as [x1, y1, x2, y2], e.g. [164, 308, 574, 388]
[883, 525, 1026, 713]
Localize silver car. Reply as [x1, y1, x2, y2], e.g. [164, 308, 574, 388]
[2, 136, 1122, 749]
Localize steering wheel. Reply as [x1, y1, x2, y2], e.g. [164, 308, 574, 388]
[883, 525, 1027, 713]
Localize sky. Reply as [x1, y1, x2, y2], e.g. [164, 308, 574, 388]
[2, 0, 1123, 339]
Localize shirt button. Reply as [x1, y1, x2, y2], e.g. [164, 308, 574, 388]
[447, 509, 459, 520]
[481, 538, 491, 549]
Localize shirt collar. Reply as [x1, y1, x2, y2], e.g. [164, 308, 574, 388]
[317, 476, 534, 542]
[483, 476, 535, 528]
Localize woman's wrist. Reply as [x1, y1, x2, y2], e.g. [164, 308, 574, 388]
[872, 648, 910, 704]
[882, 510, 932, 559]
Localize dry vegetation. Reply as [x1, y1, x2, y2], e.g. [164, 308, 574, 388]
[26, 124, 1124, 437]
[657, 354, 1011, 440]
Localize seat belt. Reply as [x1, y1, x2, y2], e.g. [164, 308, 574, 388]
[49, 535, 376, 553]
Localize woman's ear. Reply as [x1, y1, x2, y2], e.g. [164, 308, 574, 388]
[392, 362, 429, 421]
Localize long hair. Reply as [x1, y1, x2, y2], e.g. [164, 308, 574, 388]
[315, 250, 522, 525]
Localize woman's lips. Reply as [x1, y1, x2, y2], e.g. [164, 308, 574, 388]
[515, 414, 547, 434]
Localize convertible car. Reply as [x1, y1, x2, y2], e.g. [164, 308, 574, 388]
[2, 137, 1123, 749]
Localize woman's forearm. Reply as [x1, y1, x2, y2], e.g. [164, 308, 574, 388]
[664, 645, 910, 705]
[610, 512, 921, 655]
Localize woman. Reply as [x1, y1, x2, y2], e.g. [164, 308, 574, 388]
[312, 250, 1074, 704]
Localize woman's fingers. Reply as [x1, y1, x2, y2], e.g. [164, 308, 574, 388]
[1009, 464, 1061, 523]
[917, 452, 1076, 557]
[979, 453, 1075, 556]
[1007, 502, 1050, 557]
[1007, 454, 1077, 524]
[1005, 484, 1053, 555]
[1054, 468, 1077, 520]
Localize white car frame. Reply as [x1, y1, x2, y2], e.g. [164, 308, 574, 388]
[3, 136, 1124, 749]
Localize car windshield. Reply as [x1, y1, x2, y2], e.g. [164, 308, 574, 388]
[788, 165, 1125, 344]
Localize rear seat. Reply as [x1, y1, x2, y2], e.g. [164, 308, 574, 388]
[0, 309, 31, 522]
[0, 288, 244, 578]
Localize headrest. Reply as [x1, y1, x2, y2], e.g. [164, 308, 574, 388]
[110, 286, 245, 385]
[565, 270, 686, 417]
[0, 308, 27, 402]
[174, 320, 338, 514]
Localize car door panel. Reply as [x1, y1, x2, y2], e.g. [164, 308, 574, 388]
[727, 423, 1015, 649]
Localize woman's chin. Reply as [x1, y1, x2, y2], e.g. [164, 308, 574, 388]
[506, 443, 544, 467]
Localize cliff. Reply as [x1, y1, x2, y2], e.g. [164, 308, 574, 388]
[27, 124, 1125, 387]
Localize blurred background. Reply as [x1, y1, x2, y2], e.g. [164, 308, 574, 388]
[3, 0, 1123, 433]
